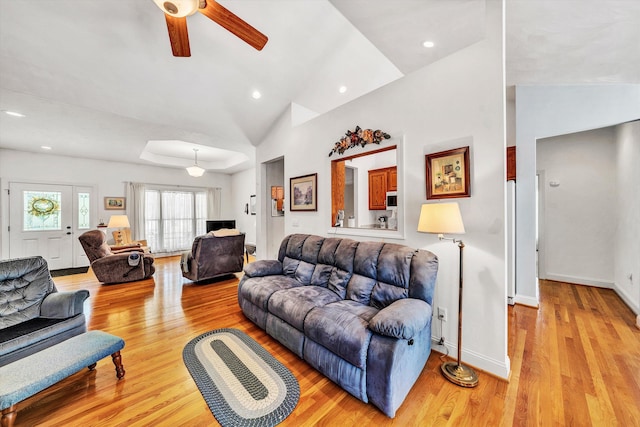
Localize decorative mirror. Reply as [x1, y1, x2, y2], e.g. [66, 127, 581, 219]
[329, 136, 404, 239]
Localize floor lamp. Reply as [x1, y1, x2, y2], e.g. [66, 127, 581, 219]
[417, 202, 479, 388]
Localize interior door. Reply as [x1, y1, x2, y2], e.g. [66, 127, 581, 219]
[9, 183, 74, 270]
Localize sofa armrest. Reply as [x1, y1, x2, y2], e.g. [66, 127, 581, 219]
[243, 260, 283, 278]
[40, 290, 90, 319]
[368, 298, 432, 340]
[111, 246, 143, 254]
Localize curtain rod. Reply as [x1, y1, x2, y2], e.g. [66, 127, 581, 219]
[123, 181, 221, 191]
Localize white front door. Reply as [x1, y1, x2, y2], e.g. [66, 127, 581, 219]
[9, 183, 74, 270]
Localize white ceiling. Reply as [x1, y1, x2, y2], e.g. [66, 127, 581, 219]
[1, 0, 638, 174]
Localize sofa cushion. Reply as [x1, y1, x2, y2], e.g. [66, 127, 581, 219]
[294, 261, 315, 285]
[282, 257, 300, 278]
[317, 238, 341, 265]
[370, 244, 415, 309]
[353, 241, 384, 279]
[0, 257, 55, 329]
[304, 300, 378, 369]
[310, 264, 332, 287]
[0, 314, 86, 356]
[243, 260, 283, 278]
[285, 234, 307, 260]
[238, 275, 300, 311]
[300, 235, 324, 264]
[268, 286, 341, 331]
[368, 299, 432, 340]
[333, 239, 358, 273]
[327, 268, 351, 299]
[345, 274, 377, 305]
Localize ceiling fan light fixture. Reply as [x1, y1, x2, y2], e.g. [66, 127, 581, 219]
[153, 0, 200, 18]
[186, 148, 205, 177]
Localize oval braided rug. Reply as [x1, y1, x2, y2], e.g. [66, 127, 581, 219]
[183, 328, 300, 427]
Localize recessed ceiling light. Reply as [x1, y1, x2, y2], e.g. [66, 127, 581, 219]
[252, 90, 262, 99]
[3, 110, 25, 118]
[338, 86, 347, 94]
[422, 41, 435, 48]
[41, 146, 52, 150]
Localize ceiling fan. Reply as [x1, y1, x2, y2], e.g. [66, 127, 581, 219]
[151, 0, 268, 57]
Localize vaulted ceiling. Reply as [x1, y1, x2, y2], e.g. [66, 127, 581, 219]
[1, 0, 638, 173]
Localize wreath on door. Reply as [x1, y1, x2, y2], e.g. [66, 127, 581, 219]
[27, 197, 60, 217]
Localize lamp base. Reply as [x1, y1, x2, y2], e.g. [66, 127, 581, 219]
[441, 361, 479, 388]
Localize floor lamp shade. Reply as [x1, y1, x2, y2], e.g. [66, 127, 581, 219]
[417, 203, 465, 235]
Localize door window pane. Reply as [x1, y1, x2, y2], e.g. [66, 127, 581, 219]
[24, 191, 62, 231]
[78, 192, 90, 229]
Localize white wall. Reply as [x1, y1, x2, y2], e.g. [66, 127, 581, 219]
[537, 128, 616, 287]
[231, 167, 257, 244]
[614, 120, 640, 317]
[515, 84, 640, 307]
[254, 2, 509, 378]
[0, 149, 233, 258]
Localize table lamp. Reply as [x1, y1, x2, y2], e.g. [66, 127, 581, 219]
[108, 215, 130, 246]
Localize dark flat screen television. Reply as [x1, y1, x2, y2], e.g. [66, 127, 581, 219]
[206, 220, 236, 233]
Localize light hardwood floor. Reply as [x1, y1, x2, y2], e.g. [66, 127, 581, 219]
[10, 257, 640, 426]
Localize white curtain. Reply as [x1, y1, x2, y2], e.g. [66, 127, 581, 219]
[160, 191, 195, 252]
[207, 187, 222, 219]
[126, 182, 146, 240]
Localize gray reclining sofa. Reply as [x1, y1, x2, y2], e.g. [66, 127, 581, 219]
[238, 234, 438, 417]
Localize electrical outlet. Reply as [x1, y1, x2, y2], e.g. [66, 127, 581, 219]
[437, 307, 447, 322]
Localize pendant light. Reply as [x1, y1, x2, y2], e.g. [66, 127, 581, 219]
[186, 148, 205, 177]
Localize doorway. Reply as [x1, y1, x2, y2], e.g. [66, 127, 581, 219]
[9, 182, 95, 269]
[264, 158, 285, 259]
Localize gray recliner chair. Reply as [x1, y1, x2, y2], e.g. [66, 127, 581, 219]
[0, 256, 89, 367]
[78, 230, 155, 284]
[181, 231, 245, 282]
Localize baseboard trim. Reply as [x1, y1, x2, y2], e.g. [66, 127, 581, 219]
[431, 338, 510, 380]
[545, 273, 613, 289]
[612, 283, 640, 316]
[513, 294, 539, 308]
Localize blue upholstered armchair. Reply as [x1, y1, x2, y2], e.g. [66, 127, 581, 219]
[0, 256, 89, 367]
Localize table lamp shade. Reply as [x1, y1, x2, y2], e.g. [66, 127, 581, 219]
[108, 215, 130, 228]
[417, 203, 465, 235]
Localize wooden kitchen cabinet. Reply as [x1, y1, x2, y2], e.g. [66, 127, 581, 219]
[368, 169, 388, 210]
[387, 168, 397, 191]
[368, 166, 397, 210]
[507, 146, 516, 181]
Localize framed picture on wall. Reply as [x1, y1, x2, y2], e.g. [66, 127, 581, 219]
[425, 146, 470, 199]
[290, 173, 317, 211]
[104, 197, 126, 210]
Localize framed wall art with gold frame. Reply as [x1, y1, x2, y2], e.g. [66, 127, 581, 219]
[425, 146, 470, 199]
[104, 197, 126, 210]
[290, 173, 317, 211]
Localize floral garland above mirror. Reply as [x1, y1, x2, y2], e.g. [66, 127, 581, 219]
[328, 126, 391, 156]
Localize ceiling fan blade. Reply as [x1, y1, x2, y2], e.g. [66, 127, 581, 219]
[199, 1, 268, 51]
[165, 14, 191, 57]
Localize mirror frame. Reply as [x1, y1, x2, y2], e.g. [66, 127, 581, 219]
[328, 136, 404, 240]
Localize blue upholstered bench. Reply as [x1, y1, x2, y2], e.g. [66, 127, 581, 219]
[0, 330, 125, 427]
